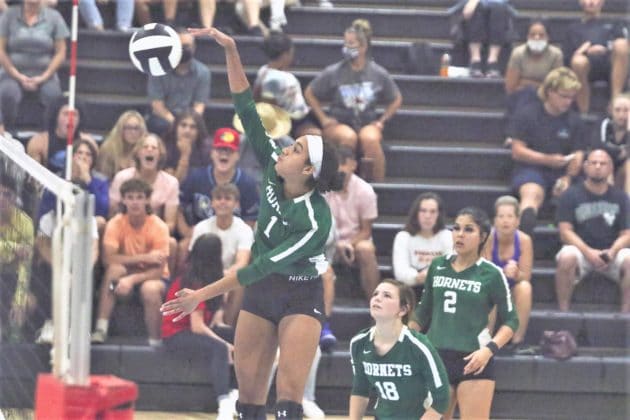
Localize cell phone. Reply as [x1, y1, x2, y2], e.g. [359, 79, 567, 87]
[599, 252, 610, 263]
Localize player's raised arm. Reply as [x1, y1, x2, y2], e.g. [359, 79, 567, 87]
[188, 27, 249, 94]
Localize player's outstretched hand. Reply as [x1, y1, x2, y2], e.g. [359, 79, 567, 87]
[188, 27, 235, 49]
[160, 288, 199, 322]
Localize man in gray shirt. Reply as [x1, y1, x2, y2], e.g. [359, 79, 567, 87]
[146, 28, 211, 137]
[0, 1, 69, 135]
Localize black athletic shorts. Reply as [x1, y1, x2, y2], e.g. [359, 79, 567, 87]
[587, 52, 611, 82]
[242, 273, 325, 326]
[438, 348, 496, 386]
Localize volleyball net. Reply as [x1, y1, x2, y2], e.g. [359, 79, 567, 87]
[0, 135, 95, 412]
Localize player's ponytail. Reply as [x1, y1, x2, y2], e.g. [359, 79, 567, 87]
[309, 140, 345, 193]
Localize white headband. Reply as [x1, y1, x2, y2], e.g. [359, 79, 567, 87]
[306, 135, 323, 179]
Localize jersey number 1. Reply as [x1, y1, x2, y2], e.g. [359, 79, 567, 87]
[374, 381, 400, 401]
[263, 216, 278, 238]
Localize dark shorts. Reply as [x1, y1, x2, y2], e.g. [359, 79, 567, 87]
[242, 273, 325, 326]
[438, 348, 496, 386]
[587, 52, 611, 82]
[511, 165, 563, 193]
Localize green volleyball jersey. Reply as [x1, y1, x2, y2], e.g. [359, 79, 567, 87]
[350, 326, 450, 419]
[414, 254, 519, 352]
[233, 89, 332, 286]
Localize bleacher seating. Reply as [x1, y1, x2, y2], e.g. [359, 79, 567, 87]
[1, 0, 629, 418]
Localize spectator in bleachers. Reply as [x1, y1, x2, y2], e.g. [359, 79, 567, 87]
[97, 110, 148, 181]
[505, 20, 563, 95]
[456, 0, 515, 78]
[162, 109, 211, 183]
[254, 31, 321, 139]
[508, 67, 587, 238]
[27, 96, 97, 174]
[92, 178, 170, 345]
[234, 102, 292, 185]
[184, 183, 253, 326]
[136, 0, 216, 29]
[34, 186, 99, 344]
[38, 140, 109, 235]
[146, 27, 210, 137]
[555, 148, 630, 312]
[483, 195, 533, 353]
[564, 0, 629, 114]
[305, 18, 402, 182]
[325, 146, 379, 300]
[392, 192, 452, 296]
[162, 233, 237, 420]
[0, 172, 34, 342]
[79, 0, 134, 32]
[594, 92, 629, 191]
[178, 127, 259, 238]
[0, 0, 69, 136]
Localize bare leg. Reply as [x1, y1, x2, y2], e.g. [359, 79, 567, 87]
[139, 279, 165, 340]
[610, 39, 629, 99]
[223, 287, 245, 327]
[555, 248, 579, 312]
[355, 240, 380, 300]
[487, 44, 501, 63]
[198, 0, 216, 28]
[275, 314, 321, 402]
[457, 379, 495, 419]
[162, 0, 177, 22]
[511, 280, 532, 343]
[469, 42, 482, 63]
[358, 124, 385, 181]
[97, 263, 127, 321]
[571, 53, 591, 113]
[323, 123, 358, 151]
[234, 311, 278, 403]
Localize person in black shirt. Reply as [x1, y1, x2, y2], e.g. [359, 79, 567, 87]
[555, 148, 630, 312]
[593, 92, 629, 191]
[508, 67, 587, 237]
[565, 0, 629, 113]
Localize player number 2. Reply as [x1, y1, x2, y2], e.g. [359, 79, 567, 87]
[263, 216, 278, 238]
[444, 291, 456, 313]
[375, 381, 400, 401]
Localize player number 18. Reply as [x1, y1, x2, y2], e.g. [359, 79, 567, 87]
[374, 381, 400, 401]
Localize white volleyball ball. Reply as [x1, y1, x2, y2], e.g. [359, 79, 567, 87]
[128, 23, 182, 76]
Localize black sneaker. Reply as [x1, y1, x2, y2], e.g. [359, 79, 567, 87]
[469, 61, 484, 78]
[485, 62, 501, 79]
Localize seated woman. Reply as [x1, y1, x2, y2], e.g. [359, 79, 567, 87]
[392, 192, 452, 299]
[162, 233, 237, 420]
[594, 92, 629, 192]
[505, 20, 564, 95]
[254, 31, 320, 139]
[305, 19, 402, 182]
[483, 195, 533, 354]
[457, 0, 515, 78]
[162, 109, 211, 183]
[97, 110, 148, 180]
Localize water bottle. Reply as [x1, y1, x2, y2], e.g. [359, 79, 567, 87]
[440, 53, 450, 77]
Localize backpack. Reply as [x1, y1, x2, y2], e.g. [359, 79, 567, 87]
[403, 41, 439, 75]
[540, 330, 577, 360]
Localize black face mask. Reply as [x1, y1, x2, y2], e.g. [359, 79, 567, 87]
[180, 46, 194, 63]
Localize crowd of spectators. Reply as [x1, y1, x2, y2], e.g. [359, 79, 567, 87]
[0, 0, 628, 417]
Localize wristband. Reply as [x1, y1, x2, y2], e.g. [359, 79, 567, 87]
[486, 341, 499, 355]
[486, 341, 499, 356]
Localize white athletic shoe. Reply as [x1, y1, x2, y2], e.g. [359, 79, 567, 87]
[229, 389, 239, 416]
[302, 399, 325, 419]
[217, 390, 238, 420]
[35, 319, 54, 344]
[318, 0, 333, 8]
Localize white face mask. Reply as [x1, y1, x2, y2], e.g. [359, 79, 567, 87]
[527, 39, 548, 53]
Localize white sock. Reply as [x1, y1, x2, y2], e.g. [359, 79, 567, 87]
[148, 338, 162, 347]
[95, 319, 109, 333]
[270, 0, 286, 23]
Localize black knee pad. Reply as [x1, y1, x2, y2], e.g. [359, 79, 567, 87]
[275, 400, 303, 420]
[236, 400, 266, 420]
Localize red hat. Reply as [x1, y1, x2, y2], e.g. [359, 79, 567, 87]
[213, 127, 240, 151]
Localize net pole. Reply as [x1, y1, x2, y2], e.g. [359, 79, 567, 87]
[64, 0, 79, 182]
[68, 192, 94, 386]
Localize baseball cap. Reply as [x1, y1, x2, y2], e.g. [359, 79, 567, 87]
[213, 127, 240, 151]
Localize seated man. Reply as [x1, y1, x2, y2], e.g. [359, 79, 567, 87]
[92, 179, 170, 346]
[324, 146, 380, 300]
[145, 28, 210, 137]
[184, 183, 253, 326]
[0, 173, 33, 342]
[508, 67, 588, 237]
[178, 127, 259, 237]
[555, 149, 630, 312]
[564, 0, 629, 113]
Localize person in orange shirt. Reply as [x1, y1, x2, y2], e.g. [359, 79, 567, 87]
[92, 178, 170, 346]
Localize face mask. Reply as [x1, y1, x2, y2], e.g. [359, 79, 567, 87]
[342, 46, 360, 61]
[180, 46, 194, 63]
[527, 39, 548, 53]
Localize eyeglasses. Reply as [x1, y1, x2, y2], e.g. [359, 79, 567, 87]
[123, 125, 142, 131]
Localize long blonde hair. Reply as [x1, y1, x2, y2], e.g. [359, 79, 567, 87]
[98, 110, 147, 175]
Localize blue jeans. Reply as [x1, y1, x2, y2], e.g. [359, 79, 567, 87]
[79, 0, 134, 30]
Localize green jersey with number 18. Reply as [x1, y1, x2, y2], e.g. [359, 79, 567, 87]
[415, 254, 519, 352]
[350, 326, 450, 419]
[233, 89, 332, 286]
